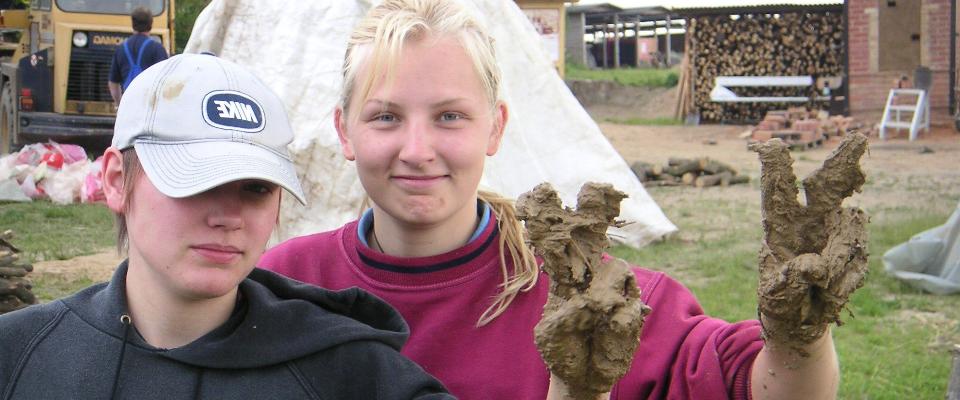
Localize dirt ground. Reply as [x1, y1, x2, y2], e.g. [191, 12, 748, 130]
[33, 250, 122, 284]
[602, 123, 960, 216]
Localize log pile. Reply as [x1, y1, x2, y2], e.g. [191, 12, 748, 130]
[0, 230, 37, 315]
[630, 158, 749, 188]
[748, 107, 865, 150]
[688, 11, 845, 122]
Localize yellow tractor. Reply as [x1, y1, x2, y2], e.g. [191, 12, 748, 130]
[0, 0, 175, 154]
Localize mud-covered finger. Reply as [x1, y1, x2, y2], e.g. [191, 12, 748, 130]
[801, 133, 868, 215]
[536, 298, 594, 372]
[821, 208, 869, 300]
[753, 138, 804, 262]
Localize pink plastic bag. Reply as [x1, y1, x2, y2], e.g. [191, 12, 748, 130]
[81, 156, 105, 204]
[57, 143, 88, 164]
[14, 142, 88, 169]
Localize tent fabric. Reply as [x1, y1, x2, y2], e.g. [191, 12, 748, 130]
[883, 201, 960, 295]
[185, 0, 677, 248]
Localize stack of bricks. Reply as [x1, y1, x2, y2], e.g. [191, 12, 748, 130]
[0, 230, 37, 315]
[749, 107, 863, 151]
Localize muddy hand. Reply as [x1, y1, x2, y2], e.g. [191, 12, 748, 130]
[751, 133, 869, 354]
[517, 182, 651, 400]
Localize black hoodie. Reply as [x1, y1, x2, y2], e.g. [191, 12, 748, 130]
[0, 262, 453, 400]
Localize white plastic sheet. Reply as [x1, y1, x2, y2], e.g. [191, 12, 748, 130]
[186, 0, 677, 248]
[883, 201, 960, 295]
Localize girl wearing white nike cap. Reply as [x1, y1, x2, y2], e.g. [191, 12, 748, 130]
[0, 53, 452, 400]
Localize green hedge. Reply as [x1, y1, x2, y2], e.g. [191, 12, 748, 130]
[566, 63, 678, 88]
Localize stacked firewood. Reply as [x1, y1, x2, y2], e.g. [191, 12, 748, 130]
[688, 11, 845, 122]
[0, 230, 37, 315]
[630, 158, 749, 188]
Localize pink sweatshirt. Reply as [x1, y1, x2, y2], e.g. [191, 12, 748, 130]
[259, 215, 762, 400]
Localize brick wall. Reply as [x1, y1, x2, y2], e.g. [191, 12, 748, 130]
[848, 0, 954, 121]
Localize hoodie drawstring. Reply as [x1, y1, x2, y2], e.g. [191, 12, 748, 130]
[193, 368, 205, 399]
[110, 314, 132, 399]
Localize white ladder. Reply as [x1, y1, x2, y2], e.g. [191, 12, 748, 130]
[879, 89, 929, 141]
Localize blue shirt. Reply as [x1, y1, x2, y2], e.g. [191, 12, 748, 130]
[109, 34, 168, 86]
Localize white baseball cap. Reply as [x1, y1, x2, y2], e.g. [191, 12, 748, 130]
[112, 53, 306, 204]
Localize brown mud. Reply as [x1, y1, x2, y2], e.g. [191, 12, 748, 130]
[751, 133, 870, 354]
[517, 182, 651, 400]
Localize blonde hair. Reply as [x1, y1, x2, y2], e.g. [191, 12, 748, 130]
[340, 0, 501, 116]
[476, 190, 539, 326]
[344, 0, 537, 326]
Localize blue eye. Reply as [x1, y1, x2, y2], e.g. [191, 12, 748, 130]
[374, 113, 396, 123]
[440, 112, 464, 122]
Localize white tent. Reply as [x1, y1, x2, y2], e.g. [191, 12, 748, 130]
[185, 0, 677, 248]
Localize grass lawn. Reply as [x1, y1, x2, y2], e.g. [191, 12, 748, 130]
[2, 185, 957, 398]
[0, 201, 114, 262]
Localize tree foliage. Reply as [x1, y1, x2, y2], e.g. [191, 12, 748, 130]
[175, 0, 212, 54]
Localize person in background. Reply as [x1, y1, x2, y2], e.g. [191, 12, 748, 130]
[0, 53, 452, 400]
[108, 5, 168, 105]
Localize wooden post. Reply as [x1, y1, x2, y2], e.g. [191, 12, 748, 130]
[601, 25, 608, 68]
[613, 13, 620, 69]
[635, 17, 641, 68]
[948, 344, 960, 400]
[664, 14, 671, 67]
[580, 12, 588, 66]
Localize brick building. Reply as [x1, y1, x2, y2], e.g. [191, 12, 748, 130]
[847, 0, 957, 121]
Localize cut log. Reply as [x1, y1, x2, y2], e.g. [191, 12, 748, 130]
[0, 266, 30, 277]
[664, 159, 703, 177]
[667, 157, 696, 167]
[652, 164, 665, 176]
[0, 250, 17, 266]
[0, 278, 36, 304]
[0, 297, 26, 313]
[0, 230, 37, 315]
[725, 175, 750, 186]
[695, 171, 733, 188]
[681, 172, 698, 185]
[644, 180, 683, 187]
[630, 161, 654, 182]
[700, 159, 737, 175]
[653, 174, 678, 183]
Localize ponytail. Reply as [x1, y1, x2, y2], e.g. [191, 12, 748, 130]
[476, 190, 539, 326]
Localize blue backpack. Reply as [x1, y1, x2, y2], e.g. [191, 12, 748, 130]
[121, 38, 154, 91]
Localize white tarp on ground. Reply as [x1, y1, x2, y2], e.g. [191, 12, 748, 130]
[883, 201, 960, 295]
[185, 0, 677, 247]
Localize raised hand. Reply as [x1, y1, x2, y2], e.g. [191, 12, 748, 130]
[517, 182, 651, 400]
[751, 133, 869, 354]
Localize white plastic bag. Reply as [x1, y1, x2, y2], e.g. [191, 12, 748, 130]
[43, 159, 91, 205]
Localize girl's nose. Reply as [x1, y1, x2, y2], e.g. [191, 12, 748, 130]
[398, 120, 436, 166]
[204, 187, 244, 230]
